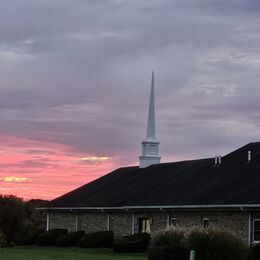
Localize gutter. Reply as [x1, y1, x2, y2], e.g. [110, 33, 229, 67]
[37, 204, 260, 211]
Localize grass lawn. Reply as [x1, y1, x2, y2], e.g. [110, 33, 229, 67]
[0, 247, 147, 260]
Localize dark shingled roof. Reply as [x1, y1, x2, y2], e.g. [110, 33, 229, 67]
[47, 142, 260, 208]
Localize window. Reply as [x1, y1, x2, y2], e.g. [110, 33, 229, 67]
[253, 219, 260, 242]
[202, 218, 209, 228]
[170, 218, 177, 226]
[139, 218, 151, 234]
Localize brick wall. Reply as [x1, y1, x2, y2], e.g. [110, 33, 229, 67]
[48, 210, 250, 243]
[49, 212, 76, 232]
[110, 212, 132, 237]
[169, 211, 249, 243]
[80, 212, 107, 233]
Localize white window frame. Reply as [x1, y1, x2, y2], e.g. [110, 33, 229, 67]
[138, 218, 151, 234]
[170, 217, 177, 226]
[202, 217, 209, 228]
[253, 219, 260, 243]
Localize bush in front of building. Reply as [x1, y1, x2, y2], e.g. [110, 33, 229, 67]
[113, 233, 151, 253]
[0, 232, 8, 248]
[151, 229, 185, 249]
[20, 228, 45, 245]
[78, 231, 114, 248]
[251, 243, 260, 260]
[148, 226, 249, 260]
[187, 227, 249, 260]
[56, 230, 85, 247]
[148, 228, 188, 260]
[37, 229, 68, 246]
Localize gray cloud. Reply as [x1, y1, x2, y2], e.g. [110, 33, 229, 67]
[1, 0, 260, 165]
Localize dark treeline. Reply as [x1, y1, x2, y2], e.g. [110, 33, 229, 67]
[0, 195, 48, 246]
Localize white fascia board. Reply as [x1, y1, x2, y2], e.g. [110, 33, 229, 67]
[37, 204, 260, 211]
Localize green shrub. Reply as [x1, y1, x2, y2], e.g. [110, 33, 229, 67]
[78, 231, 114, 248]
[56, 231, 85, 247]
[37, 229, 68, 246]
[251, 243, 260, 260]
[151, 229, 185, 249]
[148, 228, 187, 260]
[186, 228, 210, 259]
[0, 232, 8, 248]
[148, 227, 249, 260]
[187, 227, 249, 260]
[113, 233, 150, 253]
[20, 228, 45, 245]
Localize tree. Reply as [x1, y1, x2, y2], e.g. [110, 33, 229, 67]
[0, 195, 48, 246]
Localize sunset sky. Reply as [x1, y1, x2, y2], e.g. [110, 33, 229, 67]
[1, 0, 260, 200]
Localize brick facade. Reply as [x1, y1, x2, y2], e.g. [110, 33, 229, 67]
[47, 209, 256, 244]
[49, 212, 76, 232]
[80, 212, 107, 233]
[169, 211, 249, 243]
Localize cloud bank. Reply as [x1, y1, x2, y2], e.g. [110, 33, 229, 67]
[0, 0, 260, 198]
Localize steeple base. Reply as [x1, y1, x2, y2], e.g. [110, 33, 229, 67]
[139, 155, 161, 168]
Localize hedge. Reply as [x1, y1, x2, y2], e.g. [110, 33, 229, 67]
[187, 228, 249, 260]
[56, 231, 85, 247]
[0, 232, 7, 248]
[37, 229, 68, 246]
[20, 228, 45, 245]
[148, 227, 249, 260]
[149, 229, 187, 260]
[251, 243, 260, 260]
[78, 231, 114, 248]
[113, 233, 151, 253]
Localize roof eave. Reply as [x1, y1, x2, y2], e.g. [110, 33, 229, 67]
[38, 204, 260, 211]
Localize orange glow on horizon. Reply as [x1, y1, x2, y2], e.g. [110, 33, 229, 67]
[0, 134, 120, 200]
[80, 156, 110, 162]
[1, 177, 30, 183]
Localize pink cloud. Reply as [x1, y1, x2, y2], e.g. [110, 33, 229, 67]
[0, 134, 119, 200]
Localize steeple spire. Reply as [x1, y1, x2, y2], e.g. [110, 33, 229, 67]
[146, 71, 156, 141]
[139, 72, 161, 168]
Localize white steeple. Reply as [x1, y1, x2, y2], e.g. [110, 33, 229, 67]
[139, 72, 161, 168]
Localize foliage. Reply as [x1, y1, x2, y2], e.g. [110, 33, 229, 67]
[37, 229, 68, 246]
[251, 243, 260, 260]
[151, 229, 185, 249]
[148, 226, 249, 260]
[56, 230, 85, 247]
[187, 227, 249, 260]
[113, 233, 151, 253]
[78, 231, 114, 248]
[148, 227, 187, 260]
[20, 228, 45, 245]
[0, 232, 8, 248]
[0, 195, 47, 246]
[0, 195, 29, 245]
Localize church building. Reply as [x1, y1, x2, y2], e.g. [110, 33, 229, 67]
[42, 74, 260, 245]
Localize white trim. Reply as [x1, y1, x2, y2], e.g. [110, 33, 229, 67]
[202, 217, 210, 228]
[75, 213, 79, 231]
[170, 217, 177, 226]
[46, 212, 50, 231]
[249, 213, 252, 246]
[253, 219, 260, 243]
[38, 204, 260, 211]
[166, 212, 170, 227]
[132, 213, 135, 235]
[107, 213, 110, 231]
